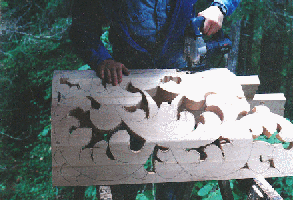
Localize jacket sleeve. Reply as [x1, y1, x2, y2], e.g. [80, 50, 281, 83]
[212, 0, 240, 16]
[69, 0, 112, 68]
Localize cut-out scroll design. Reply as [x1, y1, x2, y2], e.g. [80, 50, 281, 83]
[51, 69, 293, 186]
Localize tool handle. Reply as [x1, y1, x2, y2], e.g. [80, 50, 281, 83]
[190, 16, 226, 38]
[190, 16, 205, 36]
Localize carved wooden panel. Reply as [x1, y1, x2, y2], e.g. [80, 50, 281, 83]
[51, 69, 293, 186]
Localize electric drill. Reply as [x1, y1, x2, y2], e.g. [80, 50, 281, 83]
[183, 16, 232, 72]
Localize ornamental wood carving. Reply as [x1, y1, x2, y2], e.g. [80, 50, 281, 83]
[51, 69, 292, 186]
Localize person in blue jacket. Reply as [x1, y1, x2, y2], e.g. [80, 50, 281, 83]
[70, 1, 240, 199]
[70, 0, 240, 86]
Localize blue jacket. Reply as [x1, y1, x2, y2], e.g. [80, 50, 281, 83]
[70, 0, 240, 69]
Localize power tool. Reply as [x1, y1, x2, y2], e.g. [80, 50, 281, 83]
[183, 16, 232, 72]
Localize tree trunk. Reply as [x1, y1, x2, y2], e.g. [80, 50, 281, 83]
[245, 13, 256, 75]
[237, 13, 255, 76]
[237, 17, 247, 75]
[284, 0, 293, 119]
[74, 186, 86, 200]
[227, 20, 241, 74]
[258, 0, 285, 94]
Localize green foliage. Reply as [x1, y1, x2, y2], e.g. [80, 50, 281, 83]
[0, 0, 83, 199]
[197, 182, 214, 196]
[0, 1, 9, 9]
[254, 121, 291, 148]
[100, 26, 113, 54]
[270, 177, 293, 200]
[136, 189, 155, 200]
[84, 186, 98, 199]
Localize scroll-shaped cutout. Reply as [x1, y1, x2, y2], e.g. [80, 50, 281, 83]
[146, 86, 178, 108]
[124, 82, 149, 118]
[123, 100, 148, 118]
[58, 92, 61, 102]
[155, 146, 184, 179]
[86, 96, 101, 110]
[239, 105, 293, 142]
[161, 76, 182, 84]
[60, 78, 80, 89]
[176, 96, 205, 125]
[205, 93, 250, 122]
[68, 107, 110, 148]
[69, 106, 138, 149]
[205, 106, 224, 122]
[188, 146, 207, 161]
[247, 141, 274, 174]
[109, 128, 154, 165]
[275, 118, 293, 142]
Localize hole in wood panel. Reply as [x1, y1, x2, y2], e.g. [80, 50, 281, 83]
[58, 92, 61, 102]
[68, 107, 109, 148]
[130, 134, 146, 152]
[210, 138, 231, 158]
[60, 78, 69, 84]
[146, 86, 178, 108]
[153, 145, 170, 163]
[186, 147, 207, 161]
[125, 82, 149, 118]
[277, 123, 282, 132]
[126, 82, 140, 93]
[106, 145, 115, 160]
[205, 105, 224, 121]
[69, 108, 93, 128]
[157, 145, 169, 152]
[212, 139, 225, 157]
[69, 126, 77, 134]
[160, 76, 182, 84]
[285, 142, 293, 150]
[269, 159, 275, 168]
[60, 78, 80, 89]
[176, 97, 186, 120]
[119, 121, 146, 152]
[144, 153, 156, 174]
[242, 163, 249, 169]
[86, 96, 101, 110]
[123, 105, 137, 113]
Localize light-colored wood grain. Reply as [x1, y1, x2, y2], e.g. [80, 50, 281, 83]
[248, 93, 286, 116]
[52, 69, 293, 186]
[237, 75, 260, 100]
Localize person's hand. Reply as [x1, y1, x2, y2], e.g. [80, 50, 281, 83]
[96, 59, 130, 86]
[198, 6, 224, 36]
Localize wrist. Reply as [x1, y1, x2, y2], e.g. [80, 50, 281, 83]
[211, 2, 227, 16]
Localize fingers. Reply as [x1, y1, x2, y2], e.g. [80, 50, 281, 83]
[111, 67, 118, 86]
[100, 66, 105, 80]
[117, 65, 123, 84]
[203, 20, 221, 36]
[198, 6, 224, 36]
[106, 68, 111, 84]
[122, 64, 130, 76]
[97, 60, 129, 86]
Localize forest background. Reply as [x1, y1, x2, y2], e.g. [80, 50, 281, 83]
[1, 0, 293, 199]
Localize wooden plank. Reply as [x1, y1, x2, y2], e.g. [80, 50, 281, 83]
[237, 75, 260, 100]
[51, 69, 293, 186]
[249, 93, 286, 116]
